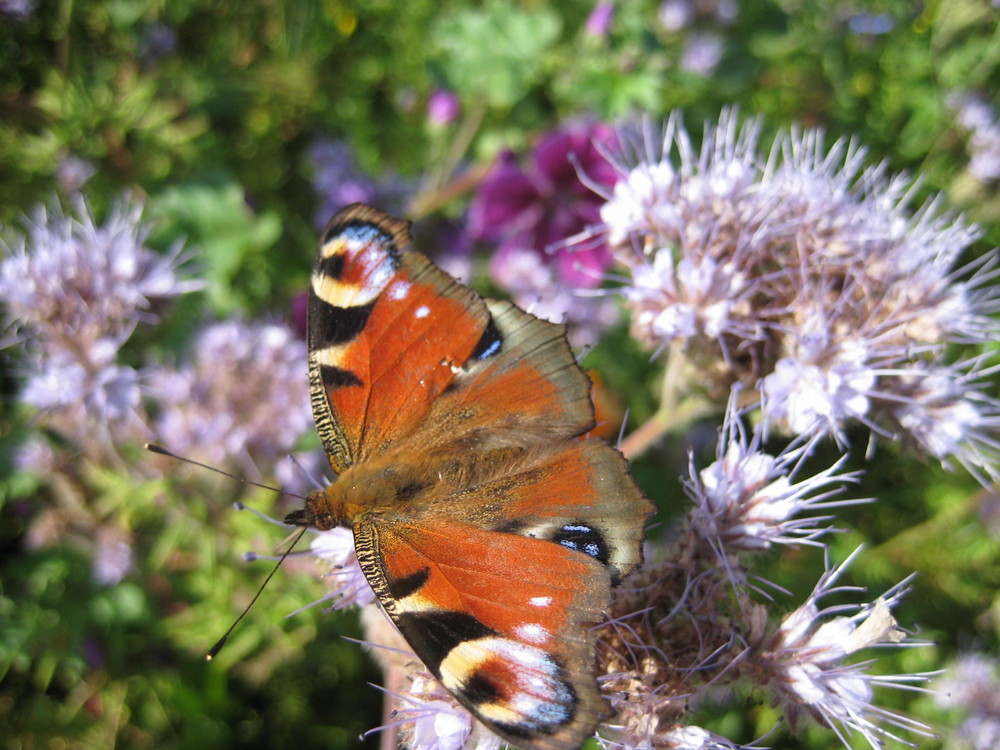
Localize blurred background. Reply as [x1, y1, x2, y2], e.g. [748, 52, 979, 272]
[1, 1, 999, 749]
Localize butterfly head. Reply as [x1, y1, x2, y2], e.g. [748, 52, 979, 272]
[283, 489, 339, 530]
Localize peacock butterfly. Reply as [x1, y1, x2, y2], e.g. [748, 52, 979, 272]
[284, 204, 654, 750]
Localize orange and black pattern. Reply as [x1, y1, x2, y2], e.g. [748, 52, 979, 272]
[285, 204, 654, 750]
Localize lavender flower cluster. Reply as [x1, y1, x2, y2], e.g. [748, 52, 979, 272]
[0, 197, 198, 447]
[2, 194, 312, 583]
[600, 111, 1000, 480]
[149, 320, 311, 474]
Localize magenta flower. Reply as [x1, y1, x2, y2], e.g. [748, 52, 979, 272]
[585, 1, 615, 37]
[469, 122, 619, 289]
[427, 90, 460, 126]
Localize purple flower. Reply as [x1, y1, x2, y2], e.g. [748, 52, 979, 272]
[949, 93, 1000, 183]
[658, 0, 738, 32]
[585, 1, 615, 37]
[0, 0, 34, 19]
[469, 122, 619, 289]
[679, 32, 724, 76]
[935, 654, 1000, 750]
[427, 90, 460, 127]
[488, 243, 620, 346]
[92, 526, 134, 585]
[309, 527, 377, 609]
[687, 397, 867, 555]
[754, 549, 935, 747]
[602, 111, 1000, 479]
[309, 138, 408, 229]
[15, 438, 58, 475]
[290, 290, 309, 339]
[309, 139, 378, 227]
[149, 320, 311, 474]
[848, 13, 895, 36]
[1, 195, 199, 439]
[56, 156, 97, 193]
[397, 675, 502, 750]
[659, 0, 696, 31]
[1, 196, 198, 348]
[604, 725, 743, 750]
[140, 23, 178, 64]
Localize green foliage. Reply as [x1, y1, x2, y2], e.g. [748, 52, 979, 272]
[149, 177, 284, 315]
[432, 3, 563, 110]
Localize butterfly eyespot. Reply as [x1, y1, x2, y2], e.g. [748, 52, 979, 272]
[552, 523, 610, 565]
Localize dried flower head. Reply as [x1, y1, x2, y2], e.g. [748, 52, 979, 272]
[598, 111, 1000, 478]
[597, 405, 880, 749]
[750, 549, 935, 748]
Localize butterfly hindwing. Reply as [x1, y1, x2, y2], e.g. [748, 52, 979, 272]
[355, 518, 612, 750]
[308, 204, 491, 472]
[340, 437, 651, 749]
[439, 437, 650, 585]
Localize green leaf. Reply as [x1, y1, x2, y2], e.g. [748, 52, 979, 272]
[148, 175, 283, 315]
[431, 3, 562, 109]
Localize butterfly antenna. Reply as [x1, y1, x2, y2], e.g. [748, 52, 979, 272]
[206, 524, 310, 660]
[145, 443, 307, 501]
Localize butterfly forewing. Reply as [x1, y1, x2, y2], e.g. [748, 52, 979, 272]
[308, 204, 491, 471]
[405, 299, 598, 455]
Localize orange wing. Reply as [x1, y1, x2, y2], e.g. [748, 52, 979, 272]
[355, 518, 612, 750]
[344, 438, 652, 750]
[403, 299, 597, 455]
[300, 205, 655, 750]
[307, 204, 490, 472]
[431, 437, 651, 585]
[308, 206, 600, 473]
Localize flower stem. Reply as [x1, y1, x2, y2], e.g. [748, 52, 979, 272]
[621, 340, 715, 460]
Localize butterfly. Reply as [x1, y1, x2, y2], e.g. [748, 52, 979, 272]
[284, 204, 654, 750]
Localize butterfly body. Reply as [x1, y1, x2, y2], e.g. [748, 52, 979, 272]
[286, 204, 653, 750]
